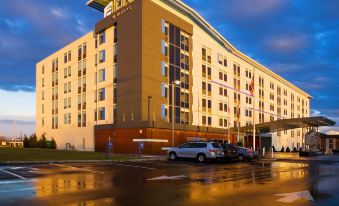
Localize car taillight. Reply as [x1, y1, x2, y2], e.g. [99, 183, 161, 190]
[209, 149, 215, 152]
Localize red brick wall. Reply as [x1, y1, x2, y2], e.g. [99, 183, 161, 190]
[95, 127, 237, 155]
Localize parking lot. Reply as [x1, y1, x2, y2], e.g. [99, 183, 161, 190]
[0, 160, 339, 205]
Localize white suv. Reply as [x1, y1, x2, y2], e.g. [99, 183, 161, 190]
[168, 142, 224, 162]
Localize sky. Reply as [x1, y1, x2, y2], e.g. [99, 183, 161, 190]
[0, 0, 338, 137]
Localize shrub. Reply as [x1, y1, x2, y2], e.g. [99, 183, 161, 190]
[23, 135, 29, 148]
[280, 146, 285, 152]
[272, 145, 277, 152]
[286, 147, 290, 152]
[38, 134, 48, 149]
[28, 134, 38, 148]
[293, 147, 298, 152]
[236, 141, 243, 147]
[50, 138, 57, 149]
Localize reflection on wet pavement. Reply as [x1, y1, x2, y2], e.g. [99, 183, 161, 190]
[0, 161, 338, 205]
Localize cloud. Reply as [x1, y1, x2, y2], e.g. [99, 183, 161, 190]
[0, 0, 102, 92]
[264, 33, 309, 53]
[311, 109, 321, 116]
[0, 89, 36, 117]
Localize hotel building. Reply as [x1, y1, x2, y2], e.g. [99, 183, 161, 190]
[36, 0, 311, 154]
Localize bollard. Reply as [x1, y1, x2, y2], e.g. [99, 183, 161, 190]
[263, 147, 265, 158]
[138, 142, 144, 159]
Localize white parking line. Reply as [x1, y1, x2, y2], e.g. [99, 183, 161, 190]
[0, 169, 26, 180]
[49, 163, 104, 173]
[111, 163, 158, 170]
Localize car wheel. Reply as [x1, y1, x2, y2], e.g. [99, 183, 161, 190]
[238, 154, 245, 161]
[169, 152, 177, 161]
[197, 153, 206, 163]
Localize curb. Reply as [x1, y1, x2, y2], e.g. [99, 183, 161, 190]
[260, 158, 339, 163]
[0, 157, 167, 165]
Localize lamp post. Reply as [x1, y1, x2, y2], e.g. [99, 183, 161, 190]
[171, 80, 181, 147]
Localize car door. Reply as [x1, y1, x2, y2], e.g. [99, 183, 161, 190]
[188, 143, 205, 158]
[228, 144, 238, 158]
[177, 143, 190, 157]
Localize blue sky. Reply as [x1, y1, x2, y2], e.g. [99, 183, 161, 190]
[0, 0, 338, 137]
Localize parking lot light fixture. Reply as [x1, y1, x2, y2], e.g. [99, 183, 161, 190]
[172, 80, 180, 147]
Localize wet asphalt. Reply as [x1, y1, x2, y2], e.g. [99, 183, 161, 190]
[0, 160, 339, 206]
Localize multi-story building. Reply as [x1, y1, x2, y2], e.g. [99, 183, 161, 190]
[36, 0, 311, 153]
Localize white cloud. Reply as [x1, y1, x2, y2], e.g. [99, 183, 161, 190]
[0, 89, 36, 117]
[0, 89, 36, 137]
[311, 109, 321, 116]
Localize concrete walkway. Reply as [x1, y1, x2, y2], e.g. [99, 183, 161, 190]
[262, 152, 339, 162]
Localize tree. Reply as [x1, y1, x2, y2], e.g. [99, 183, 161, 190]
[38, 134, 48, 148]
[286, 147, 290, 152]
[272, 145, 277, 152]
[28, 134, 38, 148]
[280, 146, 285, 152]
[23, 135, 29, 148]
[50, 138, 57, 149]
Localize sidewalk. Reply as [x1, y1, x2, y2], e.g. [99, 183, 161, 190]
[0, 154, 167, 165]
[262, 152, 339, 163]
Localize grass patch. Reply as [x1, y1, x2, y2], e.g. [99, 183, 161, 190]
[0, 147, 136, 162]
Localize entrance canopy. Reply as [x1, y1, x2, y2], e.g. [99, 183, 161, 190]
[237, 116, 336, 134]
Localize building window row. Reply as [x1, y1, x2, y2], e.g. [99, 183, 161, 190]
[64, 51, 72, 63]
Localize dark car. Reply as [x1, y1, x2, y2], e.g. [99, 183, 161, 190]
[220, 144, 258, 161]
[236, 146, 258, 161]
[220, 143, 238, 160]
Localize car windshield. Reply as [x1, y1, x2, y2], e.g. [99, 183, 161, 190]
[211, 143, 221, 148]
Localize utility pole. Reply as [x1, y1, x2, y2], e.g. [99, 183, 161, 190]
[171, 80, 180, 147]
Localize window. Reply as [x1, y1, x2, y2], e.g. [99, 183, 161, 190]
[64, 53, 67, 63]
[161, 104, 167, 119]
[161, 61, 168, 76]
[78, 46, 82, 61]
[113, 64, 118, 83]
[99, 31, 106, 45]
[99, 50, 106, 63]
[68, 51, 71, 61]
[161, 82, 167, 97]
[83, 43, 87, 59]
[114, 24, 118, 43]
[98, 69, 106, 82]
[68, 66, 71, 77]
[99, 88, 105, 101]
[223, 57, 227, 67]
[42, 65, 45, 74]
[218, 54, 223, 65]
[162, 40, 168, 56]
[208, 116, 212, 125]
[78, 112, 81, 127]
[224, 89, 227, 97]
[99, 107, 106, 120]
[202, 47, 206, 61]
[82, 112, 86, 127]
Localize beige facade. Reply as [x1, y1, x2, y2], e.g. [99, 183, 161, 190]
[36, 0, 310, 151]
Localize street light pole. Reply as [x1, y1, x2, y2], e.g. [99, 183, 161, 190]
[171, 80, 180, 147]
